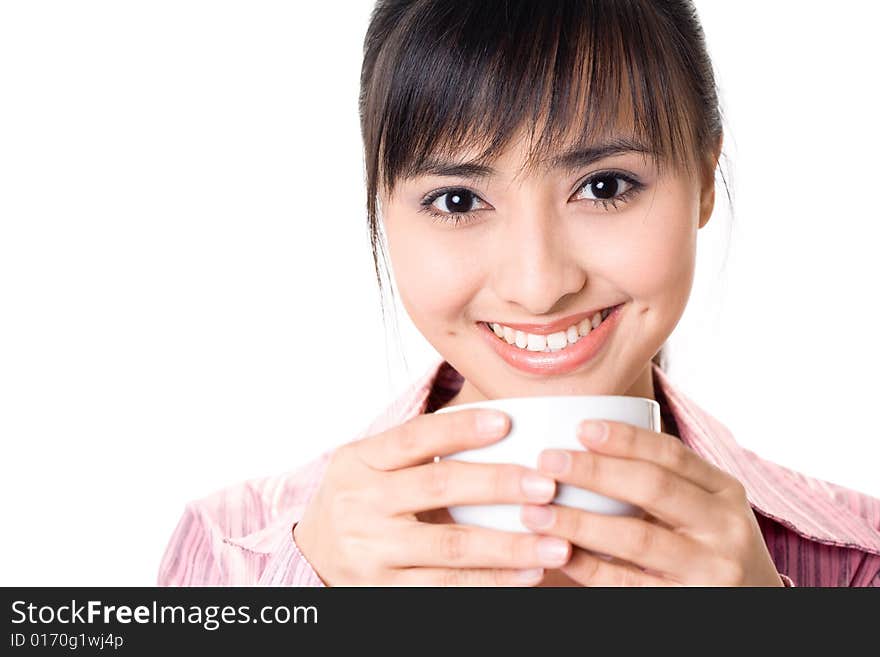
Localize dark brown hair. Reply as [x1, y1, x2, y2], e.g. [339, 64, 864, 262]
[359, 0, 731, 373]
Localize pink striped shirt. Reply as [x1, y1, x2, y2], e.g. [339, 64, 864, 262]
[158, 355, 880, 586]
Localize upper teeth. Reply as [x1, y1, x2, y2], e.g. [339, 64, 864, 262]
[489, 307, 615, 352]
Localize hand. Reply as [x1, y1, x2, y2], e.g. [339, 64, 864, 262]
[519, 420, 783, 586]
[293, 408, 573, 586]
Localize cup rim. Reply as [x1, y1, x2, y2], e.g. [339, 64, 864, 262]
[433, 394, 659, 414]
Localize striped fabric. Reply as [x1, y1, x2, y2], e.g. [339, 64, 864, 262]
[158, 354, 880, 587]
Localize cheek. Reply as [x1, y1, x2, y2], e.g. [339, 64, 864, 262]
[387, 225, 482, 324]
[600, 195, 697, 304]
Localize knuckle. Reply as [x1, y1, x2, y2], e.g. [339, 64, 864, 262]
[329, 443, 352, 471]
[715, 557, 746, 585]
[726, 515, 754, 546]
[383, 568, 402, 586]
[726, 477, 748, 502]
[616, 564, 641, 587]
[363, 548, 390, 576]
[496, 533, 525, 567]
[577, 552, 602, 583]
[337, 534, 366, 561]
[567, 507, 588, 542]
[628, 521, 655, 556]
[358, 480, 385, 512]
[448, 409, 474, 444]
[662, 438, 688, 472]
[579, 451, 600, 483]
[490, 569, 509, 587]
[507, 533, 532, 566]
[345, 435, 384, 472]
[498, 568, 529, 587]
[644, 468, 676, 507]
[395, 420, 421, 458]
[439, 526, 469, 563]
[619, 422, 637, 448]
[484, 463, 504, 500]
[330, 489, 361, 524]
[422, 460, 452, 500]
[496, 464, 521, 499]
[441, 568, 463, 587]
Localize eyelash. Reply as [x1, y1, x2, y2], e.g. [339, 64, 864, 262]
[418, 170, 645, 227]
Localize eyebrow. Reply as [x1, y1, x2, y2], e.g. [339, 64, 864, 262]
[407, 137, 656, 181]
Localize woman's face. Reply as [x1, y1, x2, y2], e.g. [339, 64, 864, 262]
[380, 129, 720, 402]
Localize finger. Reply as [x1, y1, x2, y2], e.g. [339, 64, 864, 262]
[353, 409, 510, 471]
[383, 460, 556, 515]
[386, 523, 571, 570]
[537, 448, 720, 529]
[521, 503, 700, 580]
[391, 566, 546, 587]
[561, 547, 679, 587]
[577, 420, 731, 493]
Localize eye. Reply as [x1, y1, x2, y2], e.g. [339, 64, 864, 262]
[418, 187, 488, 226]
[418, 171, 645, 227]
[573, 171, 644, 211]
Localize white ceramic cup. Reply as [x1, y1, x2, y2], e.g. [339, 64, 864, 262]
[434, 395, 661, 533]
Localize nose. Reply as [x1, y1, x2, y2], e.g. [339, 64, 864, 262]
[489, 208, 586, 316]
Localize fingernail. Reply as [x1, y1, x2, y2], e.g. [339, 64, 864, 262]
[579, 420, 607, 444]
[537, 537, 570, 566]
[539, 449, 570, 474]
[477, 410, 508, 437]
[522, 504, 555, 529]
[515, 568, 544, 584]
[521, 473, 555, 501]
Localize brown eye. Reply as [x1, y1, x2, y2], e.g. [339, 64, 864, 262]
[574, 171, 644, 211]
[419, 186, 488, 227]
[431, 189, 479, 214]
[578, 174, 631, 200]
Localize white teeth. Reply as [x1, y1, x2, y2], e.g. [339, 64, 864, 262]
[526, 333, 547, 351]
[546, 331, 568, 350]
[487, 304, 620, 353]
[577, 318, 592, 337]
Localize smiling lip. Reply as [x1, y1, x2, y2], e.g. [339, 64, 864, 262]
[486, 305, 622, 335]
[477, 302, 625, 376]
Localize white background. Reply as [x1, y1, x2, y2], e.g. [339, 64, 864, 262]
[1, 1, 877, 585]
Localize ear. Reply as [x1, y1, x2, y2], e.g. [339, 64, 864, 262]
[698, 133, 723, 230]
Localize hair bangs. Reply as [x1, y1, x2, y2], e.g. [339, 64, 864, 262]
[368, 0, 706, 200]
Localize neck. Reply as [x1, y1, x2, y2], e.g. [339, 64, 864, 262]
[623, 359, 657, 402]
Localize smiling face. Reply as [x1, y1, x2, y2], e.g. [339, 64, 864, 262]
[358, 0, 727, 408]
[379, 124, 721, 406]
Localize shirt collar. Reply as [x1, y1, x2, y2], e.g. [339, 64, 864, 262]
[652, 365, 880, 555]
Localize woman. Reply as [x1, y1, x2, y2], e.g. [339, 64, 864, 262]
[158, 0, 880, 587]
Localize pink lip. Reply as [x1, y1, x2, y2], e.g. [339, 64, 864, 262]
[478, 303, 625, 376]
[486, 305, 619, 335]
